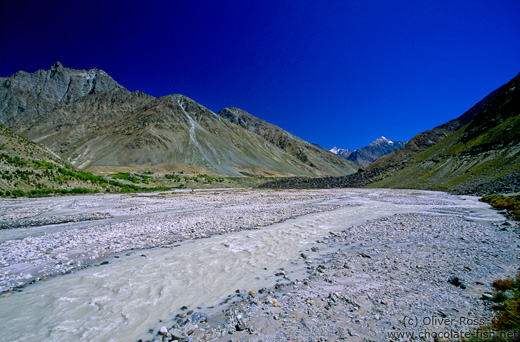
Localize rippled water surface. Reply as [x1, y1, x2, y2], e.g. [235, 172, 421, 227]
[0, 189, 505, 342]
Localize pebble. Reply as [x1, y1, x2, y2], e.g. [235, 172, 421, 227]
[158, 326, 168, 335]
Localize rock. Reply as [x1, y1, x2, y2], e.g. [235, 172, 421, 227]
[158, 326, 168, 335]
[192, 312, 208, 323]
[448, 276, 462, 287]
[169, 328, 188, 340]
[236, 316, 247, 331]
[482, 293, 494, 300]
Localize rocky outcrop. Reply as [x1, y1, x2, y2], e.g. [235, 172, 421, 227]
[0, 62, 119, 126]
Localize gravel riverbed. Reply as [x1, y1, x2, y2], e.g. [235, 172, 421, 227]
[0, 189, 518, 342]
[144, 202, 519, 342]
[0, 189, 346, 293]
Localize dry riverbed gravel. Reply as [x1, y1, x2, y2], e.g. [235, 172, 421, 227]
[0, 189, 518, 342]
[0, 189, 345, 293]
[145, 205, 519, 342]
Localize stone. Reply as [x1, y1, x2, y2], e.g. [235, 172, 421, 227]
[448, 276, 462, 287]
[169, 328, 188, 340]
[192, 312, 208, 323]
[236, 316, 247, 331]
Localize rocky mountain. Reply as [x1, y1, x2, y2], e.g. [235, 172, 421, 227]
[331, 137, 406, 168]
[0, 63, 358, 177]
[367, 72, 520, 194]
[367, 83, 504, 169]
[261, 72, 520, 195]
[330, 147, 353, 159]
[0, 62, 119, 126]
[217, 107, 358, 176]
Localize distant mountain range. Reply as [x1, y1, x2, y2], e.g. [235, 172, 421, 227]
[0, 62, 358, 177]
[331, 137, 406, 168]
[366, 72, 520, 194]
[262, 72, 520, 195]
[330, 147, 353, 159]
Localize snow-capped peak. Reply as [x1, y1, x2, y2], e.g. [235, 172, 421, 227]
[370, 136, 393, 146]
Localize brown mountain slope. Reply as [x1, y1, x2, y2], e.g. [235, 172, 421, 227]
[0, 63, 358, 177]
[367, 81, 507, 169]
[217, 107, 358, 175]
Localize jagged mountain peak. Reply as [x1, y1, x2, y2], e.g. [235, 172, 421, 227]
[333, 137, 406, 168]
[330, 147, 353, 159]
[1, 63, 359, 177]
[370, 136, 392, 145]
[50, 61, 65, 74]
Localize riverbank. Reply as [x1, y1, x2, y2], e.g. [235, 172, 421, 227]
[146, 203, 519, 342]
[0, 189, 517, 342]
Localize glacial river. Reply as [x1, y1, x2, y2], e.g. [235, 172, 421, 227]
[0, 189, 506, 342]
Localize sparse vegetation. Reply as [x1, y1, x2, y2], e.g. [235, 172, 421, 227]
[465, 273, 520, 341]
[481, 194, 520, 220]
[164, 174, 182, 182]
[108, 172, 153, 184]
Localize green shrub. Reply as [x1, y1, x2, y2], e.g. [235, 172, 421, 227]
[165, 174, 181, 182]
[481, 195, 520, 220]
[466, 273, 520, 341]
[33, 160, 55, 169]
[11, 189, 25, 197]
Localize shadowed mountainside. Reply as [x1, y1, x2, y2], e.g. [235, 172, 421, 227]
[261, 72, 520, 195]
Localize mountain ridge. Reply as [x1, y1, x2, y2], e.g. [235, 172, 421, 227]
[217, 107, 357, 175]
[0, 63, 358, 177]
[331, 136, 406, 168]
[261, 72, 520, 195]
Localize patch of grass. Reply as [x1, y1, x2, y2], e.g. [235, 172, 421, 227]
[494, 279, 516, 292]
[464, 274, 520, 341]
[164, 174, 182, 182]
[108, 172, 151, 184]
[11, 189, 25, 197]
[33, 160, 55, 169]
[481, 194, 520, 220]
[0, 154, 27, 167]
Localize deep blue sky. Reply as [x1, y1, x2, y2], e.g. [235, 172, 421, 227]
[1, 1, 519, 150]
